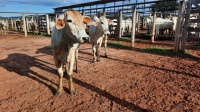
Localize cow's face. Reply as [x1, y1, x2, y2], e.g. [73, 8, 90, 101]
[56, 9, 94, 43]
[99, 16, 113, 36]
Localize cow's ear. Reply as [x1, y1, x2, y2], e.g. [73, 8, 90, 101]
[96, 22, 99, 26]
[56, 19, 65, 29]
[83, 16, 96, 26]
[108, 19, 114, 25]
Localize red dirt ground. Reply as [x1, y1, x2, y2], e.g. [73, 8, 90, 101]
[0, 31, 199, 112]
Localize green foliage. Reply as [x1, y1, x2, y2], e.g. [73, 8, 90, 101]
[107, 42, 195, 58]
[107, 42, 133, 50]
[118, 37, 131, 41]
[139, 47, 192, 58]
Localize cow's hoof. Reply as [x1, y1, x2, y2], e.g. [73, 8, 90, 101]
[70, 91, 76, 96]
[97, 59, 101, 62]
[55, 91, 61, 96]
[74, 70, 79, 73]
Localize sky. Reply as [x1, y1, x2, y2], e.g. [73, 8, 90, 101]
[0, 0, 94, 17]
[0, 0, 161, 17]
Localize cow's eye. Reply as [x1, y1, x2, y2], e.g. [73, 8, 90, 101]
[67, 20, 72, 23]
[101, 22, 104, 24]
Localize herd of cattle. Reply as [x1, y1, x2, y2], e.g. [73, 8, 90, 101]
[0, 9, 199, 95]
[50, 9, 200, 95]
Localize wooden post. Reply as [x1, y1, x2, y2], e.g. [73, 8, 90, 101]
[117, 10, 122, 38]
[82, 7, 85, 16]
[151, 8, 156, 43]
[131, 6, 136, 47]
[31, 16, 34, 22]
[22, 14, 27, 37]
[180, 0, 192, 52]
[136, 12, 138, 24]
[26, 17, 29, 32]
[143, 17, 145, 29]
[11, 18, 13, 30]
[195, 13, 200, 38]
[14, 19, 17, 30]
[173, 0, 186, 52]
[103, 8, 106, 16]
[5, 19, 9, 30]
[137, 15, 140, 33]
[46, 14, 50, 35]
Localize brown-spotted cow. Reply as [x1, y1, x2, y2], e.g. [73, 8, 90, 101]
[51, 9, 94, 96]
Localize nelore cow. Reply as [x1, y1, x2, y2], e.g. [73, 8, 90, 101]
[51, 9, 94, 96]
[148, 17, 177, 38]
[89, 16, 113, 62]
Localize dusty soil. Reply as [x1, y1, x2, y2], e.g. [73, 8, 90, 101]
[0, 31, 199, 112]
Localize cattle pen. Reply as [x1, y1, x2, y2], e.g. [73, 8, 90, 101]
[0, 0, 200, 111]
[1, 0, 200, 52]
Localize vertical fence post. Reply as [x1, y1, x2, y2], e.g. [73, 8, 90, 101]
[22, 13, 27, 37]
[180, 0, 191, 52]
[26, 17, 29, 32]
[173, 0, 186, 52]
[151, 8, 156, 43]
[117, 10, 122, 38]
[46, 14, 50, 35]
[103, 8, 106, 16]
[137, 14, 140, 33]
[131, 6, 136, 47]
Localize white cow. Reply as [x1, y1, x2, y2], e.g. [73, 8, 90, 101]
[148, 17, 176, 38]
[51, 9, 94, 96]
[0, 20, 7, 35]
[121, 18, 132, 35]
[89, 16, 113, 62]
[112, 18, 133, 36]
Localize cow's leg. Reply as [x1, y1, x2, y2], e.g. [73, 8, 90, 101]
[97, 39, 103, 62]
[104, 36, 108, 57]
[75, 47, 79, 73]
[68, 51, 76, 95]
[5, 30, 6, 35]
[155, 29, 158, 39]
[55, 61, 63, 96]
[96, 44, 100, 62]
[92, 43, 97, 63]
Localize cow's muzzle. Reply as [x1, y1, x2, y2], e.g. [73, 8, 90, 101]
[104, 30, 110, 36]
[82, 37, 89, 43]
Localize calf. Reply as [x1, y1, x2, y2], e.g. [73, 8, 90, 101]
[89, 16, 113, 62]
[51, 9, 94, 95]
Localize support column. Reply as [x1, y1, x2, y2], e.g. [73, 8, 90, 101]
[131, 6, 136, 47]
[46, 14, 50, 35]
[180, 0, 191, 52]
[103, 8, 106, 17]
[26, 17, 29, 32]
[117, 10, 122, 38]
[151, 8, 156, 43]
[82, 7, 85, 16]
[173, 0, 186, 52]
[137, 15, 140, 33]
[22, 14, 27, 37]
[11, 18, 14, 30]
[14, 19, 17, 30]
